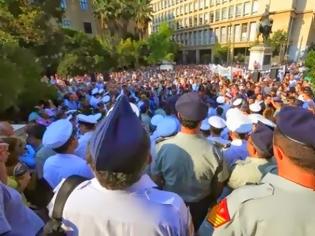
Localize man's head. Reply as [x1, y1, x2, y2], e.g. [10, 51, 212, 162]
[88, 96, 150, 190]
[42, 119, 77, 154]
[77, 114, 101, 134]
[175, 92, 208, 132]
[208, 116, 226, 136]
[226, 109, 252, 140]
[0, 122, 14, 137]
[247, 122, 273, 159]
[25, 124, 46, 149]
[273, 106, 315, 174]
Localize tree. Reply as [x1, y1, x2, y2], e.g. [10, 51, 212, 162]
[132, 0, 152, 39]
[57, 29, 112, 76]
[305, 50, 315, 90]
[146, 23, 178, 64]
[269, 30, 288, 56]
[213, 43, 228, 64]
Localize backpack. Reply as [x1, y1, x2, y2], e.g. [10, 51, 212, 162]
[43, 175, 88, 236]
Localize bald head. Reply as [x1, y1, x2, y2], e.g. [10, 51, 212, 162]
[0, 122, 14, 137]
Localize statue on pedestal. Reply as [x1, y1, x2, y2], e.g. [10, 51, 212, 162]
[257, 5, 273, 43]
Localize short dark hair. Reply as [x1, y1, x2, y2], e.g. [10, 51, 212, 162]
[211, 127, 223, 136]
[179, 116, 200, 129]
[53, 136, 75, 154]
[26, 124, 46, 140]
[273, 128, 315, 173]
[87, 133, 150, 190]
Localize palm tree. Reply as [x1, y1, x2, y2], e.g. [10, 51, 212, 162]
[132, 0, 152, 39]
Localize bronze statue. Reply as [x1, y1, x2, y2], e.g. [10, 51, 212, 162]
[257, 5, 273, 43]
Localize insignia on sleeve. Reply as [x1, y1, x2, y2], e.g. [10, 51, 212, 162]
[207, 198, 231, 228]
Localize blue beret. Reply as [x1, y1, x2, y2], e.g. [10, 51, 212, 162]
[277, 106, 315, 148]
[89, 96, 148, 173]
[175, 92, 208, 121]
[251, 122, 273, 155]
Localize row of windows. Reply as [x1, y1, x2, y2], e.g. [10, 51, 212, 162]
[62, 19, 93, 34]
[172, 22, 257, 46]
[153, 0, 258, 25]
[60, 0, 89, 10]
[153, 0, 235, 12]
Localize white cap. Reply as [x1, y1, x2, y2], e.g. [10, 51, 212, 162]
[249, 103, 262, 113]
[98, 88, 105, 94]
[232, 98, 243, 107]
[216, 96, 225, 104]
[77, 114, 102, 124]
[91, 88, 99, 95]
[65, 109, 77, 115]
[200, 119, 210, 131]
[156, 117, 178, 137]
[208, 116, 226, 129]
[226, 113, 252, 133]
[248, 114, 276, 128]
[42, 119, 73, 149]
[102, 95, 111, 104]
[226, 108, 242, 119]
[151, 114, 164, 126]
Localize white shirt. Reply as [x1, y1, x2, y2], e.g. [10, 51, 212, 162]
[223, 139, 248, 167]
[48, 175, 193, 236]
[75, 131, 94, 159]
[0, 183, 44, 235]
[43, 153, 94, 188]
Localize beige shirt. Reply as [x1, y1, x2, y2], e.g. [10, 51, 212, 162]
[228, 157, 275, 189]
[213, 174, 315, 236]
[152, 132, 229, 202]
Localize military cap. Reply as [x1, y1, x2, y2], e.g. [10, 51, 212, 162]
[175, 92, 208, 121]
[89, 96, 148, 173]
[251, 122, 273, 155]
[277, 106, 315, 148]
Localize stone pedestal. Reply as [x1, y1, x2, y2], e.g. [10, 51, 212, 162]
[248, 44, 272, 71]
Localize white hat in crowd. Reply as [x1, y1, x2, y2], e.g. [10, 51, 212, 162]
[248, 114, 276, 128]
[249, 103, 262, 113]
[42, 119, 73, 149]
[226, 112, 252, 134]
[77, 114, 102, 124]
[216, 96, 225, 104]
[208, 116, 226, 129]
[232, 98, 243, 107]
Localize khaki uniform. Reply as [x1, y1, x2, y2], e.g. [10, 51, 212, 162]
[228, 157, 277, 189]
[209, 173, 315, 236]
[152, 132, 229, 203]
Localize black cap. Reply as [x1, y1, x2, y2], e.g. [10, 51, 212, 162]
[251, 122, 273, 155]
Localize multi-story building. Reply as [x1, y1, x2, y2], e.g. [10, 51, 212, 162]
[60, 0, 102, 35]
[149, 0, 315, 64]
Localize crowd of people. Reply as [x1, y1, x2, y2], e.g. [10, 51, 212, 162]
[1, 63, 315, 236]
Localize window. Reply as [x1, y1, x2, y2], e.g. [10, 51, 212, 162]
[80, 0, 88, 10]
[190, 2, 193, 12]
[228, 5, 234, 18]
[234, 24, 240, 42]
[215, 28, 220, 42]
[195, 0, 199, 11]
[199, 0, 204, 9]
[189, 17, 193, 27]
[215, 9, 220, 21]
[185, 4, 189, 14]
[244, 2, 251, 16]
[180, 6, 183, 15]
[60, 0, 67, 9]
[209, 12, 214, 23]
[252, 0, 258, 13]
[222, 7, 227, 20]
[222, 0, 227, 3]
[216, 0, 221, 5]
[204, 12, 209, 24]
[210, 0, 214, 6]
[249, 22, 257, 41]
[194, 15, 198, 26]
[241, 23, 248, 41]
[83, 22, 92, 34]
[205, 0, 210, 8]
[236, 4, 242, 17]
[221, 27, 227, 42]
[199, 14, 204, 25]
[62, 19, 71, 28]
[210, 28, 215, 44]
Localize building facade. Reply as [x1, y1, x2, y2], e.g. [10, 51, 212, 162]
[149, 0, 315, 64]
[60, 0, 102, 35]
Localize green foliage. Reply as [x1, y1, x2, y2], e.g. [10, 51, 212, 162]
[57, 29, 111, 76]
[146, 23, 178, 64]
[305, 50, 315, 90]
[268, 30, 288, 55]
[213, 43, 228, 64]
[92, 0, 152, 39]
[0, 45, 56, 117]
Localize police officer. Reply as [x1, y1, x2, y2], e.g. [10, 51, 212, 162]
[207, 106, 315, 236]
[152, 92, 229, 231]
[228, 122, 276, 189]
[42, 119, 93, 188]
[48, 96, 193, 235]
[207, 116, 230, 147]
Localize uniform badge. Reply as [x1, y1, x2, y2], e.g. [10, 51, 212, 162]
[207, 198, 231, 228]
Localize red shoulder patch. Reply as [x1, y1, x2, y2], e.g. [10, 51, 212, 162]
[207, 198, 231, 228]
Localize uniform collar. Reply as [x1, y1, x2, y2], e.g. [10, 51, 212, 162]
[262, 173, 315, 193]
